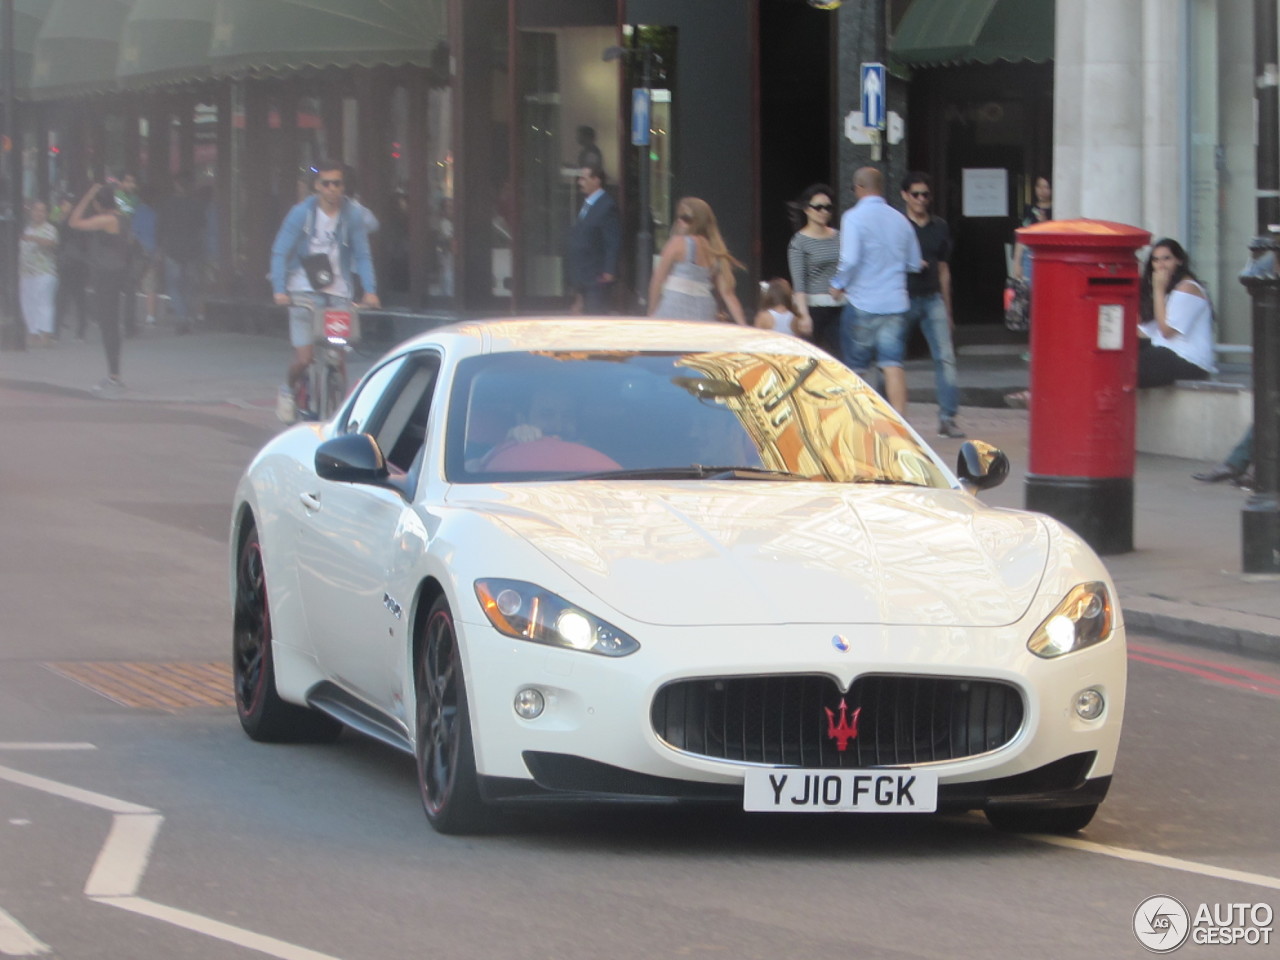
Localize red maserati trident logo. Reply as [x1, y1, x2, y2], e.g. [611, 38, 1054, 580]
[824, 699, 861, 751]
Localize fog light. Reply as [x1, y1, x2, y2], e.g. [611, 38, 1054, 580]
[514, 687, 545, 719]
[1074, 688, 1105, 720]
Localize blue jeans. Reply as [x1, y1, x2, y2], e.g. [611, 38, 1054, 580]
[839, 304, 906, 378]
[904, 293, 959, 419]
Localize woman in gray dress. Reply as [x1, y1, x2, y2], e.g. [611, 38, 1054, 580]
[649, 197, 746, 324]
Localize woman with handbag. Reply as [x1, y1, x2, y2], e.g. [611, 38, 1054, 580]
[648, 197, 747, 325]
[70, 184, 132, 395]
[1004, 175, 1052, 408]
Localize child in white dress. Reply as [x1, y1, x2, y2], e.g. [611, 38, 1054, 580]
[752, 278, 812, 338]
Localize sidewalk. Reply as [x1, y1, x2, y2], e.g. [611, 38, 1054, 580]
[2, 321, 1276, 660]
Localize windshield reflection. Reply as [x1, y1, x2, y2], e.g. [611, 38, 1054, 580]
[445, 350, 949, 487]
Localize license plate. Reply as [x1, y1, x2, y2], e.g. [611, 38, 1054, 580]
[743, 768, 938, 813]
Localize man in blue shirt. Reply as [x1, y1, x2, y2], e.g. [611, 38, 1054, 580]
[829, 166, 921, 414]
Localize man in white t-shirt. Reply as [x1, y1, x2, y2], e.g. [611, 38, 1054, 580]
[270, 160, 380, 422]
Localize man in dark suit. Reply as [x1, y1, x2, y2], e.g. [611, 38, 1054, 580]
[566, 165, 620, 314]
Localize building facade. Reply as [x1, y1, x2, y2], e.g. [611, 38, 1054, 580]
[3, 0, 1273, 349]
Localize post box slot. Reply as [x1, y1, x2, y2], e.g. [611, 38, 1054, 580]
[1087, 277, 1135, 287]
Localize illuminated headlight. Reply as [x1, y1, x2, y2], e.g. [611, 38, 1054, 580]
[1028, 582, 1114, 658]
[474, 579, 639, 657]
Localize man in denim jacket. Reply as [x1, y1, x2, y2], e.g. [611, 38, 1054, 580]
[271, 160, 380, 422]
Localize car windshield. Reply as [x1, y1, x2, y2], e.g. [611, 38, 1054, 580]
[445, 350, 950, 487]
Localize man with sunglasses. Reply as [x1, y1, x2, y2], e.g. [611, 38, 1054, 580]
[901, 172, 965, 439]
[271, 160, 380, 422]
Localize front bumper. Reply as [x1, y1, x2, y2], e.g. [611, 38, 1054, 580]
[455, 615, 1126, 806]
[481, 751, 1111, 813]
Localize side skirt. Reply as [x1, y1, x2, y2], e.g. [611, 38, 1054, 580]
[306, 681, 414, 755]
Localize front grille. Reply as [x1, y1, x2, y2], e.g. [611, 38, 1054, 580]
[651, 674, 1024, 768]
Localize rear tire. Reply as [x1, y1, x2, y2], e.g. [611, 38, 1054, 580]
[233, 523, 342, 743]
[415, 596, 493, 834]
[985, 803, 1099, 835]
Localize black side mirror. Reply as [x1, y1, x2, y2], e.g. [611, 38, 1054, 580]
[315, 433, 390, 485]
[956, 440, 1009, 492]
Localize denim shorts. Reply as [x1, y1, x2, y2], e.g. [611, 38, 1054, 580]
[840, 305, 907, 371]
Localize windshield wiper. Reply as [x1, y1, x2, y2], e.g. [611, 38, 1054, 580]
[693, 465, 814, 481]
[849, 476, 930, 487]
[573, 465, 813, 481]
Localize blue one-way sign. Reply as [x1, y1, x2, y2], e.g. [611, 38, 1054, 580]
[861, 62, 886, 130]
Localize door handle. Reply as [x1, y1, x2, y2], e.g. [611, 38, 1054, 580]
[299, 492, 321, 512]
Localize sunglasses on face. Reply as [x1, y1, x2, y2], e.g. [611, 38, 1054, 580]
[909, 191, 930, 199]
[318, 179, 344, 188]
[808, 203, 833, 212]
[677, 213, 693, 222]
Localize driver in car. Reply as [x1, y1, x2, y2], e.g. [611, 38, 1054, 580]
[507, 386, 578, 444]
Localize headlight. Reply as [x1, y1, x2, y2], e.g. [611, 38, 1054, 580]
[1028, 581, 1114, 658]
[474, 579, 640, 657]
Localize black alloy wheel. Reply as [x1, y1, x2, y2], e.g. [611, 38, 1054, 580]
[415, 596, 490, 833]
[232, 523, 341, 742]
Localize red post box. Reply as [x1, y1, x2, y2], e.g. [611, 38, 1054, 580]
[1017, 219, 1151, 555]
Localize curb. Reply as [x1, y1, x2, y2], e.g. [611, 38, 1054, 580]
[1122, 594, 1280, 660]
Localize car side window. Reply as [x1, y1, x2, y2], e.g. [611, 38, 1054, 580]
[342, 356, 409, 436]
[374, 354, 442, 475]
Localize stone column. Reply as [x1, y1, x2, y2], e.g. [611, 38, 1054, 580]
[1054, 0, 1145, 225]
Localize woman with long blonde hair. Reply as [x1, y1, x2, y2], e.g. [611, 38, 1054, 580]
[649, 197, 746, 324]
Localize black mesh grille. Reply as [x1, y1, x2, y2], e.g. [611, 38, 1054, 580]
[651, 675, 1024, 767]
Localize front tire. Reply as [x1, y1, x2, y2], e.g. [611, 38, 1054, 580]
[322, 362, 346, 420]
[233, 523, 342, 742]
[415, 597, 492, 834]
[985, 803, 1099, 835]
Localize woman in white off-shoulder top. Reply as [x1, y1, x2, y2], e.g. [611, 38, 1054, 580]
[1137, 238, 1216, 387]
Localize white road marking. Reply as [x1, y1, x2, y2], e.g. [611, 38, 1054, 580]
[0, 743, 96, 751]
[97, 897, 346, 960]
[0, 906, 51, 956]
[1036, 835, 1280, 891]
[0, 764, 154, 815]
[2, 762, 350, 959]
[84, 814, 163, 898]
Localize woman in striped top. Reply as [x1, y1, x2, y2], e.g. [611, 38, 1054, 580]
[786, 183, 842, 356]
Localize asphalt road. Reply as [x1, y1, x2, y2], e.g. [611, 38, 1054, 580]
[0, 385, 1276, 960]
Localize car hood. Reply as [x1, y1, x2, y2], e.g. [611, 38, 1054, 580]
[455, 482, 1049, 627]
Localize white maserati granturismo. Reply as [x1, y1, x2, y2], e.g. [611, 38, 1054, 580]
[230, 318, 1125, 834]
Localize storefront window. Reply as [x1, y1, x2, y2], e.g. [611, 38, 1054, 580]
[514, 24, 619, 302]
[1186, 0, 1256, 344]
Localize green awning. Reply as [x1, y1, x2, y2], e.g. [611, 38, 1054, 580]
[208, 0, 446, 77]
[0, 0, 55, 97]
[117, 0, 217, 90]
[891, 0, 1054, 69]
[28, 0, 132, 100]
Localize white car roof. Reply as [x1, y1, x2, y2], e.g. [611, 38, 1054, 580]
[395, 317, 830, 358]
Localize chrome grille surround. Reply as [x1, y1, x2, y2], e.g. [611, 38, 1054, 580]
[651, 673, 1026, 768]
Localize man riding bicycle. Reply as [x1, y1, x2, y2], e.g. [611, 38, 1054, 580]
[271, 159, 380, 423]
